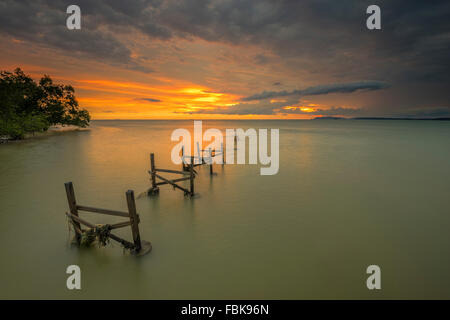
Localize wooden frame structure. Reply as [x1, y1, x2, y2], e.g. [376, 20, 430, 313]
[148, 153, 196, 197]
[181, 142, 224, 176]
[64, 182, 151, 256]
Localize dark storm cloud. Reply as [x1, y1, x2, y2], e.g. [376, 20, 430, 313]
[242, 81, 391, 101]
[0, 0, 164, 72]
[1, 0, 449, 80]
[158, 0, 450, 82]
[0, 0, 449, 115]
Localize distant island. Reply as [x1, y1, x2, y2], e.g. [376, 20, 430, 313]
[0, 68, 90, 141]
[313, 116, 450, 121]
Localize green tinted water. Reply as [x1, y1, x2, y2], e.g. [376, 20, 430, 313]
[0, 120, 449, 299]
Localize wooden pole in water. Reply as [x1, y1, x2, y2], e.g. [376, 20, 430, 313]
[150, 153, 157, 189]
[181, 146, 185, 171]
[190, 155, 194, 196]
[221, 142, 224, 165]
[197, 142, 202, 164]
[148, 153, 159, 195]
[64, 182, 82, 244]
[126, 190, 141, 252]
[209, 147, 213, 176]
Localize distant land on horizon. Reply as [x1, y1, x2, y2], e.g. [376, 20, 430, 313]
[91, 117, 450, 121]
[313, 116, 450, 121]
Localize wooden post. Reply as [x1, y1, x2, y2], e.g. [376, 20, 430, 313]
[181, 146, 185, 171]
[221, 142, 224, 165]
[209, 147, 213, 176]
[149, 153, 159, 195]
[195, 142, 199, 164]
[64, 182, 82, 244]
[150, 153, 156, 188]
[126, 190, 141, 252]
[190, 156, 194, 196]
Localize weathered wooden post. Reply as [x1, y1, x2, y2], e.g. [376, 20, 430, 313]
[209, 147, 213, 176]
[181, 146, 185, 171]
[190, 155, 195, 196]
[63, 182, 151, 256]
[221, 142, 225, 165]
[126, 190, 142, 252]
[150, 153, 156, 188]
[196, 141, 202, 164]
[64, 182, 82, 244]
[149, 153, 159, 195]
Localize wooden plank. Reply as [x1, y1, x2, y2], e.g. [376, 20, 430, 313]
[65, 212, 95, 228]
[126, 190, 142, 252]
[154, 168, 188, 175]
[155, 176, 191, 186]
[67, 219, 83, 234]
[76, 205, 129, 218]
[64, 182, 82, 244]
[109, 220, 133, 230]
[65, 212, 136, 249]
[67, 212, 134, 232]
[108, 233, 135, 249]
[154, 173, 191, 194]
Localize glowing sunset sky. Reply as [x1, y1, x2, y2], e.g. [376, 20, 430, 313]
[1, 0, 449, 119]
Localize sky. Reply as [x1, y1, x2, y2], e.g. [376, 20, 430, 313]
[0, 0, 449, 119]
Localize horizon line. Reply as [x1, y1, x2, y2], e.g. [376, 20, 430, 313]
[91, 117, 450, 121]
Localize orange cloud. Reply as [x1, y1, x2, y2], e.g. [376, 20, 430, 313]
[73, 78, 242, 119]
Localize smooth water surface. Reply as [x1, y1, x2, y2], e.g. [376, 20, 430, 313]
[0, 120, 449, 299]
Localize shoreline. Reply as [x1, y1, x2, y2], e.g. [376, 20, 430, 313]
[0, 125, 89, 144]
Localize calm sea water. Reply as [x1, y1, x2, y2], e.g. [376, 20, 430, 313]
[0, 120, 449, 299]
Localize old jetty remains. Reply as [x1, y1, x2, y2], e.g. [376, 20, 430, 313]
[64, 182, 151, 256]
[148, 153, 196, 197]
[149, 143, 225, 197]
[181, 143, 225, 175]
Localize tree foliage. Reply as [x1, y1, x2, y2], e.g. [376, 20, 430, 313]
[0, 68, 90, 139]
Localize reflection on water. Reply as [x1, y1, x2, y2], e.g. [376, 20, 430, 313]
[0, 120, 450, 299]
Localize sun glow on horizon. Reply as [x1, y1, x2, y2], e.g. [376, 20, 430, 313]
[74, 78, 243, 119]
[27, 74, 357, 120]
